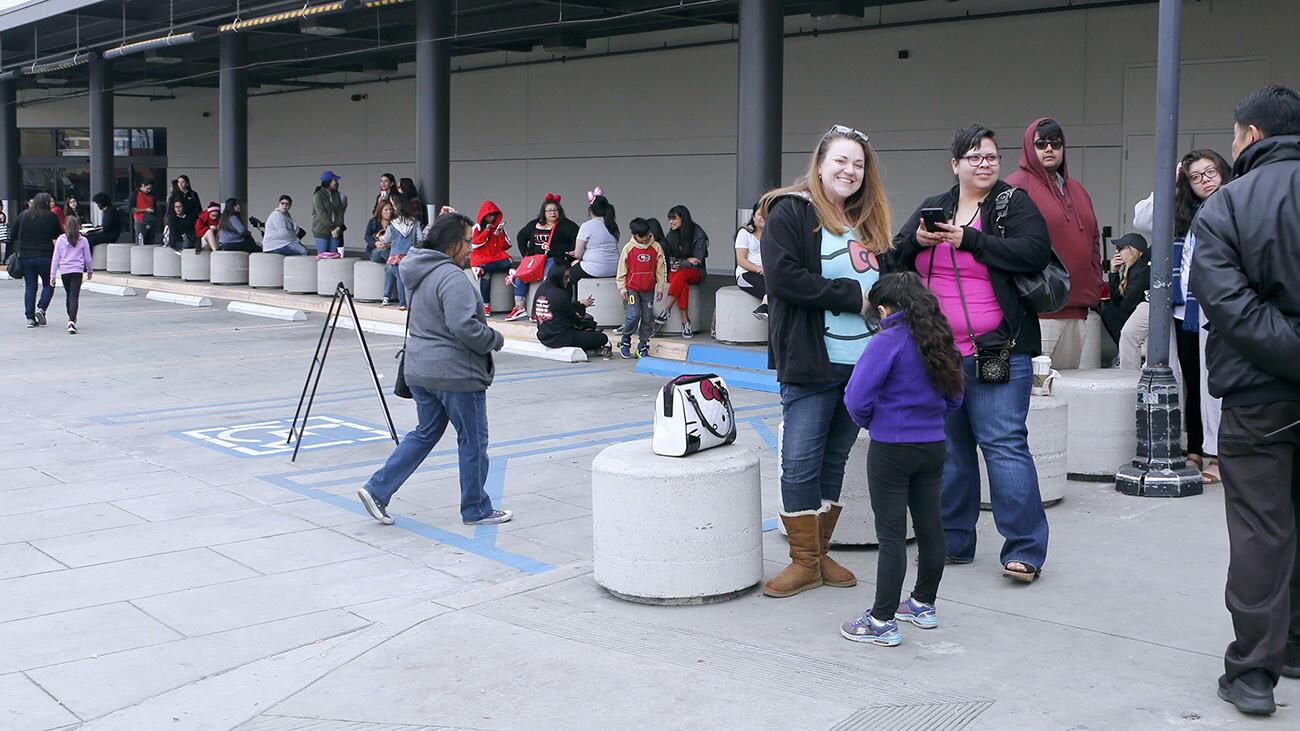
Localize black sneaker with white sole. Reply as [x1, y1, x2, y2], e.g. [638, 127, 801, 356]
[463, 509, 513, 525]
[34, 309, 46, 326]
[357, 487, 395, 525]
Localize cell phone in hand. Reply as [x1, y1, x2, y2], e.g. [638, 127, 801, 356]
[920, 208, 947, 233]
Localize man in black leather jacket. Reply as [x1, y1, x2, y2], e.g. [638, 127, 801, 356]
[1192, 85, 1300, 717]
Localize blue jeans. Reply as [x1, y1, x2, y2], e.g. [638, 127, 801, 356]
[267, 242, 308, 256]
[513, 258, 555, 299]
[364, 386, 495, 522]
[22, 256, 54, 320]
[367, 247, 389, 264]
[941, 354, 1048, 569]
[385, 263, 406, 306]
[779, 364, 861, 512]
[314, 236, 339, 255]
[477, 258, 513, 304]
[620, 290, 654, 347]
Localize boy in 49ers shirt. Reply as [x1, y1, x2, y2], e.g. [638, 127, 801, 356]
[615, 218, 668, 359]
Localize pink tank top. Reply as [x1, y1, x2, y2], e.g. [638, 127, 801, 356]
[917, 218, 1003, 357]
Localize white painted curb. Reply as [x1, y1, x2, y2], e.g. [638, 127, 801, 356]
[84, 282, 137, 297]
[227, 301, 307, 322]
[146, 290, 212, 307]
[334, 316, 406, 338]
[0, 270, 9, 280]
[500, 339, 586, 363]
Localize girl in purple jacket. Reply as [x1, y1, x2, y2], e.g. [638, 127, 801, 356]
[839, 273, 964, 647]
[49, 215, 93, 334]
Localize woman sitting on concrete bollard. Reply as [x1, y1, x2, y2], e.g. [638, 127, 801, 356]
[735, 202, 768, 320]
[384, 196, 421, 310]
[261, 195, 309, 256]
[469, 200, 514, 316]
[889, 123, 1052, 583]
[533, 264, 612, 358]
[840, 273, 963, 647]
[195, 200, 221, 253]
[759, 124, 892, 598]
[356, 211, 513, 528]
[163, 198, 198, 252]
[569, 192, 621, 300]
[364, 200, 396, 264]
[652, 205, 709, 339]
[169, 175, 202, 222]
[507, 193, 580, 320]
[216, 199, 260, 254]
[1100, 234, 1149, 350]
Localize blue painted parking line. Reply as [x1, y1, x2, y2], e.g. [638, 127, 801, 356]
[634, 357, 780, 394]
[685, 344, 770, 372]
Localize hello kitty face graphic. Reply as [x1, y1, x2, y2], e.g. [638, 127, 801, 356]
[849, 240, 879, 274]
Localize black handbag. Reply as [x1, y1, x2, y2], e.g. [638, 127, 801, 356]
[394, 307, 412, 399]
[991, 187, 1072, 314]
[5, 251, 22, 279]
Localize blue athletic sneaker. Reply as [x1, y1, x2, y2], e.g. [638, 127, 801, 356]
[840, 610, 902, 646]
[896, 597, 938, 629]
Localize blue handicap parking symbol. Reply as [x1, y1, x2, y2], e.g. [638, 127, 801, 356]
[175, 415, 392, 458]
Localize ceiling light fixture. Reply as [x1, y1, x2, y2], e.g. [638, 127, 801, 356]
[103, 31, 207, 60]
[219, 1, 355, 33]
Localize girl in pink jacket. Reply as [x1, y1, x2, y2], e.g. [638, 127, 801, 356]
[49, 215, 93, 334]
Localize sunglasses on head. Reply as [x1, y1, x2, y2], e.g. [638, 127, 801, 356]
[824, 124, 870, 145]
[1033, 138, 1064, 151]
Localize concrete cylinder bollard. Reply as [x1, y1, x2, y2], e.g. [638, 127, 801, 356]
[1054, 368, 1140, 479]
[129, 245, 158, 276]
[152, 247, 182, 278]
[283, 256, 318, 294]
[776, 422, 911, 545]
[979, 395, 1069, 509]
[663, 286, 701, 334]
[92, 244, 108, 271]
[353, 261, 386, 301]
[105, 244, 133, 273]
[317, 257, 354, 296]
[210, 251, 250, 285]
[249, 253, 285, 288]
[713, 286, 768, 344]
[489, 271, 513, 312]
[592, 440, 763, 604]
[180, 251, 211, 282]
[576, 278, 624, 327]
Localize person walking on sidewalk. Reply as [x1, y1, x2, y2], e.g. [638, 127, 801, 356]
[614, 217, 667, 359]
[1191, 84, 1300, 717]
[49, 215, 93, 334]
[759, 124, 892, 598]
[840, 273, 963, 647]
[1006, 117, 1102, 369]
[357, 211, 513, 528]
[15, 192, 61, 328]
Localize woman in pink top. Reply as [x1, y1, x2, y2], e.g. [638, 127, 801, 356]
[49, 215, 93, 334]
[887, 124, 1053, 583]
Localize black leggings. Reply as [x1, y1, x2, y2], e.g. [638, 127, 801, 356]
[539, 328, 608, 351]
[61, 273, 83, 323]
[738, 271, 766, 300]
[867, 440, 947, 620]
[1173, 319, 1204, 456]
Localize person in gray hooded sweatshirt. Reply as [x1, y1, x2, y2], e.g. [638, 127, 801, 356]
[357, 211, 513, 527]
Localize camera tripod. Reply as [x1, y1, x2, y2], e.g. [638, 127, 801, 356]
[287, 282, 400, 462]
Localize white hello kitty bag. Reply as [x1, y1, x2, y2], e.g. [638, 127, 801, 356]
[652, 374, 738, 457]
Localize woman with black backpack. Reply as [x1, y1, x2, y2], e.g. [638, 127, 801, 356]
[888, 123, 1052, 584]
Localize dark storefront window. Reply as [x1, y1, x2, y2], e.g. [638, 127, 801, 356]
[18, 127, 167, 219]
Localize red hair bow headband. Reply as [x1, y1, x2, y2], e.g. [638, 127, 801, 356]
[544, 193, 561, 204]
[587, 186, 604, 203]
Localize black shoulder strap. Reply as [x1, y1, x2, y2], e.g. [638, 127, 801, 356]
[993, 187, 1018, 237]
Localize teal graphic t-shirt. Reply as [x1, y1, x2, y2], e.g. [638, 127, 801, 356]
[820, 227, 880, 365]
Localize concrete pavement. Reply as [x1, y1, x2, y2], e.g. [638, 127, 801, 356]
[0, 280, 1283, 729]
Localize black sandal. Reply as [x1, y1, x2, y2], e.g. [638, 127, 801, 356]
[1003, 561, 1040, 583]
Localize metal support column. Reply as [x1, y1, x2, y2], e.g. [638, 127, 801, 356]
[1116, 0, 1201, 498]
[89, 55, 114, 221]
[416, 0, 451, 211]
[736, 0, 783, 227]
[219, 33, 248, 204]
[0, 78, 18, 240]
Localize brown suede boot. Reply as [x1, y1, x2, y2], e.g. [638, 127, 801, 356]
[763, 511, 823, 598]
[818, 502, 857, 587]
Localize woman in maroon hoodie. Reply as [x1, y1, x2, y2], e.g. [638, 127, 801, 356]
[1006, 117, 1102, 369]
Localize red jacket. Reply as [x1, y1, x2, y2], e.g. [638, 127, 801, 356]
[1005, 117, 1102, 318]
[470, 200, 512, 268]
[195, 209, 219, 238]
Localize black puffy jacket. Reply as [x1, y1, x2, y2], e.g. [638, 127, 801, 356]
[887, 180, 1053, 357]
[1191, 135, 1300, 407]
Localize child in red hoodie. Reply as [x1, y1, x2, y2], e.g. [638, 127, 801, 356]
[470, 200, 513, 317]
